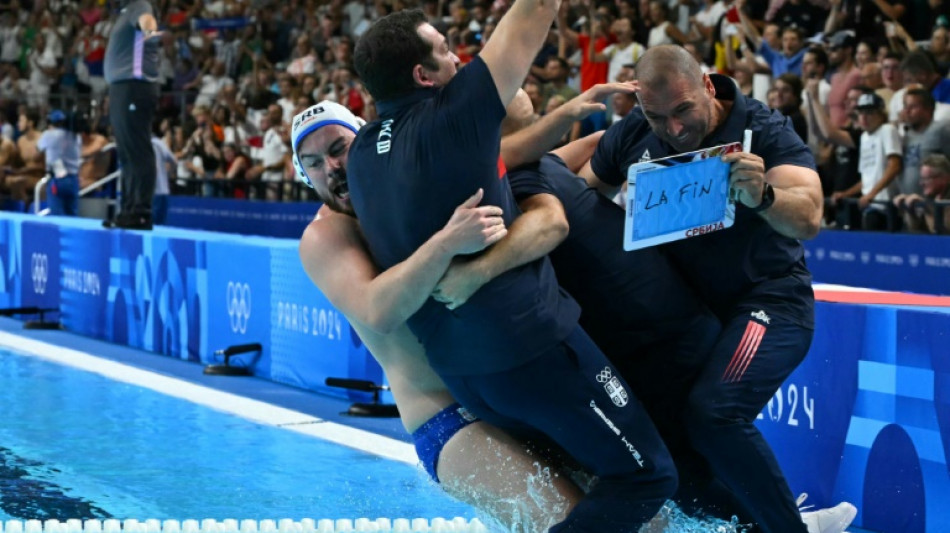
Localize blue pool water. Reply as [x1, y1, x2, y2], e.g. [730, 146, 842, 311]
[0, 347, 477, 522]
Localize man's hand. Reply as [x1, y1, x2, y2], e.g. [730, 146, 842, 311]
[858, 193, 873, 209]
[437, 188, 508, 255]
[561, 82, 639, 121]
[723, 151, 768, 208]
[893, 193, 911, 209]
[432, 258, 486, 310]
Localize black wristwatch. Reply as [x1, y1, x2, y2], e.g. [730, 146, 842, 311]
[751, 182, 775, 213]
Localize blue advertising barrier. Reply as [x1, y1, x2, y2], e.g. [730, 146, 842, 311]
[3, 213, 387, 404]
[21, 221, 60, 312]
[757, 302, 950, 533]
[0, 218, 23, 309]
[3, 212, 948, 531]
[153, 195, 321, 239]
[804, 231, 950, 295]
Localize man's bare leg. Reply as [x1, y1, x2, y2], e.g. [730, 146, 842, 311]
[437, 422, 582, 533]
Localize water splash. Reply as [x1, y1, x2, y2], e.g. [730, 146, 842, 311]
[642, 501, 748, 533]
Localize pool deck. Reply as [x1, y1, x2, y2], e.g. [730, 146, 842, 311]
[0, 316, 411, 444]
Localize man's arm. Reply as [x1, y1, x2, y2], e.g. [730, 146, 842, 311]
[433, 193, 569, 309]
[81, 135, 108, 158]
[479, 0, 561, 107]
[299, 189, 507, 333]
[578, 159, 622, 198]
[722, 152, 824, 240]
[33, 135, 46, 167]
[832, 180, 863, 201]
[824, 0, 846, 35]
[501, 82, 635, 168]
[805, 80, 856, 148]
[556, 0, 580, 49]
[869, 0, 906, 21]
[736, 0, 763, 50]
[551, 131, 604, 173]
[137, 11, 161, 42]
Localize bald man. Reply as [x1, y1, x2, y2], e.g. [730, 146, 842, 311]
[578, 45, 842, 533]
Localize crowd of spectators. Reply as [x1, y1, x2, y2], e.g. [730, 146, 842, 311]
[0, 0, 947, 232]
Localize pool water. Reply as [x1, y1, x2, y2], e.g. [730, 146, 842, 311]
[0, 348, 477, 522]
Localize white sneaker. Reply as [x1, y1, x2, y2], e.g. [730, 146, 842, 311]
[798, 493, 858, 533]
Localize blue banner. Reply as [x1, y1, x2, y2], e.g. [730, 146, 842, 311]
[204, 239, 273, 371]
[20, 221, 61, 313]
[757, 303, 950, 532]
[60, 226, 110, 337]
[0, 218, 21, 309]
[804, 231, 950, 295]
[154, 195, 319, 239]
[267, 243, 387, 402]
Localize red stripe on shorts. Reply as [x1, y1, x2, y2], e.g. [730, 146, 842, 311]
[721, 321, 766, 383]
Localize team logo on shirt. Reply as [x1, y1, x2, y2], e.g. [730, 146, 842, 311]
[595, 367, 628, 407]
[639, 149, 652, 163]
[376, 119, 394, 154]
[750, 310, 771, 324]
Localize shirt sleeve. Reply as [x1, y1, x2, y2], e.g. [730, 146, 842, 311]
[437, 56, 506, 129]
[754, 106, 817, 171]
[430, 56, 507, 161]
[883, 124, 902, 157]
[590, 120, 630, 187]
[757, 41, 778, 65]
[508, 163, 553, 202]
[156, 140, 175, 163]
[36, 132, 48, 152]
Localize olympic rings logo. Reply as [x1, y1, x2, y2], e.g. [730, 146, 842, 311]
[226, 282, 251, 334]
[31, 253, 48, 295]
[595, 368, 613, 383]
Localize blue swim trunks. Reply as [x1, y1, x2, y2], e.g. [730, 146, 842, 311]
[411, 403, 479, 483]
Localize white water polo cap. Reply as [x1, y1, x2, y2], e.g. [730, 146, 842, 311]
[291, 101, 365, 187]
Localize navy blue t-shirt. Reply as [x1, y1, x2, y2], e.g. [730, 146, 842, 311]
[347, 57, 580, 376]
[591, 74, 816, 328]
[508, 154, 713, 358]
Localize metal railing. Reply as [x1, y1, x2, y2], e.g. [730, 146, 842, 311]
[826, 197, 950, 235]
[172, 177, 318, 202]
[33, 143, 120, 217]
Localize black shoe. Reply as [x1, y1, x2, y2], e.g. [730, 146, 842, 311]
[103, 213, 153, 231]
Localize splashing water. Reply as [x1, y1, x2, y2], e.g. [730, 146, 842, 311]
[424, 437, 747, 533]
[642, 501, 748, 533]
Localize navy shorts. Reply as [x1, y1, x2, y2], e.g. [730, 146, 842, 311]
[411, 403, 479, 483]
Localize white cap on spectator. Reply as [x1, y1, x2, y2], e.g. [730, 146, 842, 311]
[856, 92, 886, 111]
[291, 101, 365, 187]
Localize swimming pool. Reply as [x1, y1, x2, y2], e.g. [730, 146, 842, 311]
[0, 336, 477, 524]
[0, 331, 753, 533]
